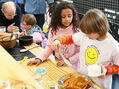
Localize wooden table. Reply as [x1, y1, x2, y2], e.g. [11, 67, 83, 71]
[20, 43, 102, 89]
[0, 45, 42, 89]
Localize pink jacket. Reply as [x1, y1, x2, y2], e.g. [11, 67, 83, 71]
[36, 25, 80, 70]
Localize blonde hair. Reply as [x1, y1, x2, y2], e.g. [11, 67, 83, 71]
[21, 14, 37, 26]
[79, 9, 109, 37]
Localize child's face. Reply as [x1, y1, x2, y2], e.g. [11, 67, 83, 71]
[85, 33, 100, 40]
[20, 21, 31, 31]
[61, 8, 73, 27]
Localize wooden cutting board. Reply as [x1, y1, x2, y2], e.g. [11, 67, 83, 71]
[0, 45, 43, 89]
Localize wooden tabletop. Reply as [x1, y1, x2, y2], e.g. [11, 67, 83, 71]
[0, 42, 102, 89]
[21, 43, 102, 89]
[0, 45, 42, 89]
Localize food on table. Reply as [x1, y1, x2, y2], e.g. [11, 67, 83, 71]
[62, 73, 91, 89]
[0, 33, 11, 41]
[0, 33, 16, 41]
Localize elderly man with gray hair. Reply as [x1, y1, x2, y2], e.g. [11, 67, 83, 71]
[0, 1, 21, 32]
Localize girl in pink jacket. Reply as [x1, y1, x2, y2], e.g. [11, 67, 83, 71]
[27, 1, 80, 70]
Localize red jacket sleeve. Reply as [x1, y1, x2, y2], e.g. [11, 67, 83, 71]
[57, 35, 74, 44]
[106, 65, 119, 75]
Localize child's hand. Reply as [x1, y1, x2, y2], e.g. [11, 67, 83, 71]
[52, 40, 61, 52]
[27, 58, 42, 66]
[57, 60, 67, 67]
[19, 32, 25, 36]
[98, 64, 107, 78]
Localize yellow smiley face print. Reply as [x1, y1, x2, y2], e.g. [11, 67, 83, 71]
[85, 47, 98, 64]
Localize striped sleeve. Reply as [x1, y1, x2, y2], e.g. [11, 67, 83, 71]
[106, 65, 119, 75]
[57, 35, 74, 44]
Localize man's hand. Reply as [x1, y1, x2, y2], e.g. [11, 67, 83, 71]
[7, 23, 19, 32]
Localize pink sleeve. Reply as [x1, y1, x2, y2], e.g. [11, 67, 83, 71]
[36, 45, 53, 61]
[36, 31, 54, 61]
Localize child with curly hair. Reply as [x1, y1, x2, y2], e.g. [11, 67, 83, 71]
[27, 1, 80, 69]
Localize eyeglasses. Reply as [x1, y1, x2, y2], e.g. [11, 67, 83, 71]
[20, 23, 28, 26]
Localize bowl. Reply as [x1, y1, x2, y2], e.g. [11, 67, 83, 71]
[19, 36, 33, 46]
[0, 34, 17, 49]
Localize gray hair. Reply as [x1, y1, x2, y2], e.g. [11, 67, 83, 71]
[1, 1, 16, 12]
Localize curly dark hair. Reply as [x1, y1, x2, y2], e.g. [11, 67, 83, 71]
[49, 1, 80, 34]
